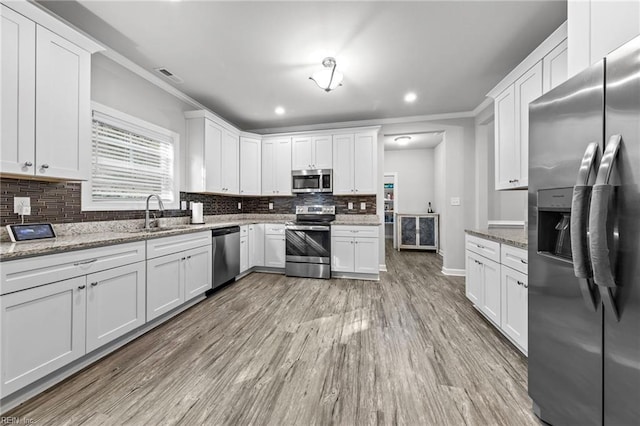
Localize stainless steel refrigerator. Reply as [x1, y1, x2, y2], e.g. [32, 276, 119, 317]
[528, 35, 640, 425]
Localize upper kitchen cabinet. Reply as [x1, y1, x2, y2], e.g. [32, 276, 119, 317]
[568, 0, 640, 77]
[292, 134, 332, 170]
[185, 111, 240, 195]
[262, 137, 292, 196]
[333, 130, 379, 195]
[0, 3, 102, 180]
[488, 22, 567, 190]
[239, 135, 260, 196]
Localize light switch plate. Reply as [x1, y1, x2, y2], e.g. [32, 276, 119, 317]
[238, 202, 242, 210]
[348, 202, 353, 210]
[269, 202, 273, 210]
[14, 197, 30, 214]
[181, 201, 187, 210]
[360, 202, 366, 210]
[450, 197, 461, 206]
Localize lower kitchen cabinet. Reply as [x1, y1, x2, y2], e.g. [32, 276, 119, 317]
[86, 262, 146, 353]
[0, 276, 87, 396]
[264, 224, 286, 268]
[331, 226, 379, 276]
[501, 266, 528, 352]
[249, 224, 265, 267]
[397, 214, 439, 251]
[240, 235, 249, 272]
[467, 251, 501, 325]
[183, 245, 213, 300]
[331, 236, 356, 272]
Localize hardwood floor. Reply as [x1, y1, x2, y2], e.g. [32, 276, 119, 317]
[7, 241, 537, 425]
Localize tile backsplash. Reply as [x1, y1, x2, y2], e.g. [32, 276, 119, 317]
[0, 178, 376, 226]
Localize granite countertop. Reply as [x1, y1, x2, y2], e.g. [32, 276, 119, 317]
[0, 214, 380, 261]
[465, 228, 528, 249]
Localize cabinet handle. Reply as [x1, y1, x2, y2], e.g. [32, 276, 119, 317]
[476, 244, 485, 249]
[517, 280, 524, 286]
[24, 161, 33, 167]
[520, 259, 527, 264]
[74, 258, 97, 266]
[524, 283, 529, 289]
[355, 189, 358, 192]
[187, 255, 192, 259]
[41, 164, 49, 169]
[90, 282, 98, 287]
[350, 241, 354, 244]
[355, 241, 358, 244]
[78, 285, 86, 290]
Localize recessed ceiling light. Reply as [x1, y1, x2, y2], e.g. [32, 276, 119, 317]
[394, 136, 412, 146]
[275, 106, 285, 115]
[404, 92, 417, 103]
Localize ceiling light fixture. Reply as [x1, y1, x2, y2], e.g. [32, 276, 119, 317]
[309, 57, 343, 92]
[394, 136, 412, 146]
[404, 92, 417, 103]
[275, 106, 285, 115]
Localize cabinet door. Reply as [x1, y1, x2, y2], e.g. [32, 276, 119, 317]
[494, 85, 517, 190]
[249, 224, 265, 267]
[292, 136, 312, 169]
[275, 137, 292, 195]
[332, 134, 354, 195]
[222, 130, 239, 194]
[465, 252, 483, 306]
[399, 216, 417, 247]
[261, 139, 276, 195]
[480, 258, 501, 326]
[1, 5, 36, 176]
[418, 216, 436, 248]
[205, 120, 223, 192]
[240, 236, 249, 273]
[264, 234, 286, 268]
[313, 135, 333, 169]
[543, 39, 568, 93]
[35, 26, 90, 180]
[514, 61, 542, 188]
[184, 245, 212, 300]
[86, 262, 146, 353]
[240, 137, 261, 196]
[353, 132, 377, 194]
[0, 276, 86, 396]
[147, 252, 184, 321]
[331, 237, 355, 272]
[501, 266, 528, 351]
[354, 238, 379, 274]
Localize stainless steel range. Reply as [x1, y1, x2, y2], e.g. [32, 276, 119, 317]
[285, 205, 335, 279]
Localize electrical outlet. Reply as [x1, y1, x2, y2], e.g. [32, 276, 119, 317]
[189, 201, 194, 210]
[360, 202, 366, 210]
[238, 202, 242, 210]
[269, 202, 273, 210]
[14, 197, 30, 214]
[450, 197, 461, 206]
[181, 201, 187, 210]
[22, 206, 31, 215]
[348, 202, 353, 210]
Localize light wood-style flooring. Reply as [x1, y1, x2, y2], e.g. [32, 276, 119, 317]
[8, 241, 537, 425]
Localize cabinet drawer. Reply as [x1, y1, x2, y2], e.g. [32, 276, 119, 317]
[501, 244, 528, 274]
[146, 231, 211, 259]
[264, 224, 285, 235]
[332, 225, 378, 238]
[465, 234, 500, 263]
[1, 241, 145, 295]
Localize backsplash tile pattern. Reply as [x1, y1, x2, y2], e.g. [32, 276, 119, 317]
[1, 178, 376, 226]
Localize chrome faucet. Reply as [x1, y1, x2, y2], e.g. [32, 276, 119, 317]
[145, 194, 165, 230]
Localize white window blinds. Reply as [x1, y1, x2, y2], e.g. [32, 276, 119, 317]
[83, 104, 179, 211]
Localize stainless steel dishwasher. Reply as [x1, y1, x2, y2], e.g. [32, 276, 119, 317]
[211, 226, 240, 289]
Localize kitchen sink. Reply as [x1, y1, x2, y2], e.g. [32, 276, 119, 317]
[128, 225, 198, 233]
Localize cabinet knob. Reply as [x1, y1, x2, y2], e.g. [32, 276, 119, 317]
[24, 161, 33, 167]
[187, 255, 192, 259]
[355, 189, 358, 192]
[517, 280, 524, 286]
[41, 164, 49, 169]
[90, 282, 98, 287]
[78, 285, 86, 290]
[520, 259, 527, 264]
[524, 283, 528, 289]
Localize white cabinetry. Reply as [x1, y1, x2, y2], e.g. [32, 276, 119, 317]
[146, 232, 212, 321]
[249, 224, 265, 268]
[333, 132, 378, 195]
[543, 39, 568, 92]
[264, 224, 286, 268]
[222, 129, 240, 194]
[501, 265, 528, 352]
[240, 225, 249, 273]
[292, 135, 332, 170]
[568, 0, 640, 77]
[240, 136, 261, 196]
[262, 137, 292, 195]
[331, 226, 379, 276]
[1, 4, 98, 180]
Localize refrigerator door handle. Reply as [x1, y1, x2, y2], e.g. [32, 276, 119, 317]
[589, 134, 622, 321]
[570, 142, 599, 311]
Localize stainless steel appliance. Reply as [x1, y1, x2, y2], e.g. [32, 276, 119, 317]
[211, 226, 240, 289]
[285, 205, 335, 279]
[528, 35, 640, 426]
[291, 169, 332, 193]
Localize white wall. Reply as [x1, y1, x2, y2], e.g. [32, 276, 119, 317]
[434, 142, 446, 255]
[384, 149, 435, 214]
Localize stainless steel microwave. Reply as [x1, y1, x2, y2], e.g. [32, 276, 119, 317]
[291, 169, 332, 193]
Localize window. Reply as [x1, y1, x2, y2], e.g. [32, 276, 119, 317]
[82, 103, 180, 211]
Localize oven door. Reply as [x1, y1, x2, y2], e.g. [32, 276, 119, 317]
[286, 226, 330, 263]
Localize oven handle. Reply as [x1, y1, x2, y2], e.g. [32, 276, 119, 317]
[286, 225, 330, 231]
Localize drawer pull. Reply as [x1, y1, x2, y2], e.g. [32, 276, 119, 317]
[24, 161, 33, 167]
[74, 258, 97, 266]
[520, 259, 527, 264]
[78, 285, 86, 290]
[90, 282, 98, 287]
[517, 280, 524, 286]
[524, 283, 529, 289]
[477, 244, 485, 249]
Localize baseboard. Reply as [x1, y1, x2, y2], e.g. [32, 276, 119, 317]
[379, 264, 387, 272]
[441, 267, 465, 276]
[438, 249, 444, 257]
[331, 272, 380, 281]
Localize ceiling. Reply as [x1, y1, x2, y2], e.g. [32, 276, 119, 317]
[383, 131, 443, 151]
[37, 1, 567, 131]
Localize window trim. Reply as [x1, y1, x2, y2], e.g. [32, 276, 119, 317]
[82, 102, 180, 211]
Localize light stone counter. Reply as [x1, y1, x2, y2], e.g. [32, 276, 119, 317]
[465, 228, 528, 249]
